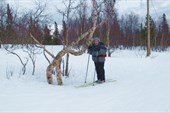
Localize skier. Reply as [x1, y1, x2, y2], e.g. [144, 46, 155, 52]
[88, 36, 107, 83]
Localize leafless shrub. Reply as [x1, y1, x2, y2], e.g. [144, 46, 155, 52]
[6, 65, 14, 80]
[4, 45, 29, 75]
[23, 44, 42, 75]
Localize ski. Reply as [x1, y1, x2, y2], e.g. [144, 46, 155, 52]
[75, 79, 116, 88]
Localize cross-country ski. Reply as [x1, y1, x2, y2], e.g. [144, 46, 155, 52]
[1, 0, 170, 112]
[75, 79, 117, 88]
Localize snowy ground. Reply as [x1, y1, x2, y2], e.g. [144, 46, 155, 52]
[0, 46, 170, 113]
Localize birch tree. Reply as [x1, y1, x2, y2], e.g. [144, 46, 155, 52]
[104, 0, 116, 57]
[31, 0, 115, 85]
[57, 0, 80, 77]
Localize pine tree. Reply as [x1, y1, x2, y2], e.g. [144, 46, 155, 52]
[28, 16, 43, 44]
[0, 1, 6, 43]
[62, 20, 67, 46]
[53, 22, 59, 45]
[141, 15, 156, 47]
[140, 23, 146, 46]
[43, 25, 52, 45]
[28, 16, 34, 43]
[161, 13, 169, 47]
[6, 4, 16, 43]
[150, 17, 156, 47]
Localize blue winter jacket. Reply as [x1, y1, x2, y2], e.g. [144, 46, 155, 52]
[88, 42, 107, 62]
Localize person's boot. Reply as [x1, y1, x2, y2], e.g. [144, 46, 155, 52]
[97, 80, 105, 83]
[95, 80, 100, 83]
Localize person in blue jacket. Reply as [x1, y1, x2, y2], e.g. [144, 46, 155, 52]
[88, 36, 107, 83]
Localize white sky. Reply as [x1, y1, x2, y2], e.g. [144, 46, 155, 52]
[5, 0, 170, 25]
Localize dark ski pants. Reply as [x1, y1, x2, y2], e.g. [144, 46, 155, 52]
[94, 62, 105, 81]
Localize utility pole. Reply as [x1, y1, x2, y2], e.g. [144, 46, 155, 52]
[146, 0, 151, 57]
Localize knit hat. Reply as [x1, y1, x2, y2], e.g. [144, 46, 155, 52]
[93, 36, 100, 41]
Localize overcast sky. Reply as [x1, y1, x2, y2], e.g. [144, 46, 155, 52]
[6, 0, 170, 25]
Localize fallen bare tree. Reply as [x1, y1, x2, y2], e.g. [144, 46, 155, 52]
[31, 0, 115, 85]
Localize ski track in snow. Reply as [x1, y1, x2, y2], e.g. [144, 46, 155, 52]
[0, 46, 170, 113]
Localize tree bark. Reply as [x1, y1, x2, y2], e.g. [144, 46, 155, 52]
[106, 22, 111, 57]
[65, 53, 69, 76]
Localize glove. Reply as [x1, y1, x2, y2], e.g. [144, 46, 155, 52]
[87, 49, 91, 54]
[88, 46, 92, 54]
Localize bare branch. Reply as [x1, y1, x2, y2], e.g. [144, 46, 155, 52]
[68, 47, 86, 56]
[30, 34, 55, 58]
[31, 0, 49, 24]
[5, 48, 28, 75]
[43, 49, 51, 64]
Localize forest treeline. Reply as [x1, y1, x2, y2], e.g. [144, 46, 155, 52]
[0, 3, 169, 50]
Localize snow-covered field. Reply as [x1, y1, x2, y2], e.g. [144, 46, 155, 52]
[0, 46, 170, 113]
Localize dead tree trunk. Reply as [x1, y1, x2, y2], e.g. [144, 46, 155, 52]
[106, 22, 111, 57]
[104, 0, 115, 57]
[65, 53, 69, 76]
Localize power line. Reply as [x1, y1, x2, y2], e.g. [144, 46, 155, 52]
[150, 0, 159, 19]
[146, 0, 151, 57]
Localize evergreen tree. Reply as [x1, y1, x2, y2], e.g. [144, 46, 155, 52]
[53, 22, 59, 45]
[140, 23, 146, 46]
[62, 20, 67, 46]
[28, 16, 44, 44]
[150, 17, 156, 47]
[161, 13, 169, 47]
[141, 15, 156, 47]
[28, 16, 35, 43]
[6, 4, 16, 43]
[43, 25, 52, 45]
[0, 1, 6, 42]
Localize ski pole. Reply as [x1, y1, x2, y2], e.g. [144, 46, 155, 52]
[85, 54, 90, 83]
[93, 69, 96, 86]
